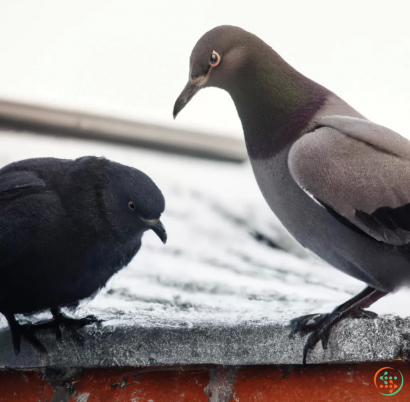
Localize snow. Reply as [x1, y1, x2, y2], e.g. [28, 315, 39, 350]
[0, 128, 408, 333]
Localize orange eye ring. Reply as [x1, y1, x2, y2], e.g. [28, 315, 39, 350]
[209, 50, 221, 67]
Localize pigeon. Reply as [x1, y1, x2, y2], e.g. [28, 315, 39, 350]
[173, 25, 410, 364]
[0, 156, 166, 353]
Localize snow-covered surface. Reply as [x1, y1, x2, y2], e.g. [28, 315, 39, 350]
[0, 129, 409, 366]
[0, 128, 408, 321]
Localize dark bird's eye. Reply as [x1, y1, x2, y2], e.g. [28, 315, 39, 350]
[128, 201, 135, 210]
[210, 51, 221, 67]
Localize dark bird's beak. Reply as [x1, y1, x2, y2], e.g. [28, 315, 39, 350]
[142, 218, 167, 244]
[173, 80, 201, 119]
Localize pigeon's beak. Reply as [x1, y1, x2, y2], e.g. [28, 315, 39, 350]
[173, 74, 209, 119]
[143, 218, 167, 244]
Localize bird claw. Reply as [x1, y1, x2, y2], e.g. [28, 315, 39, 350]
[289, 313, 329, 339]
[26, 312, 101, 342]
[290, 313, 333, 364]
[299, 315, 334, 365]
[9, 322, 47, 355]
[54, 313, 101, 340]
[56, 312, 101, 328]
[291, 307, 378, 365]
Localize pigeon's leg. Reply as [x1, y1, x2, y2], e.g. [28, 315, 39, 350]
[289, 286, 388, 365]
[50, 308, 100, 340]
[5, 314, 21, 354]
[5, 314, 47, 354]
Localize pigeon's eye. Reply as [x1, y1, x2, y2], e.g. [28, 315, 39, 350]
[210, 51, 221, 67]
[128, 201, 135, 210]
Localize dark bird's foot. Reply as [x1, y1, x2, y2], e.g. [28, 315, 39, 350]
[289, 286, 388, 365]
[51, 309, 100, 339]
[5, 314, 47, 355]
[31, 308, 101, 340]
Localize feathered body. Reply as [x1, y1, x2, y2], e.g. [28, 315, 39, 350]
[0, 156, 165, 318]
[173, 25, 410, 362]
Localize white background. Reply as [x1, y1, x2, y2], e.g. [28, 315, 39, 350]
[0, 0, 409, 138]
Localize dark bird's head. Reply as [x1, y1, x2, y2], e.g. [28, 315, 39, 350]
[104, 160, 167, 244]
[71, 157, 167, 244]
[173, 25, 262, 118]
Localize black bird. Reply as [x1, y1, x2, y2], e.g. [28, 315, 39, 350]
[0, 156, 166, 353]
[174, 25, 410, 364]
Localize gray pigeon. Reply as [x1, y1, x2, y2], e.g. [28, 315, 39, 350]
[173, 25, 410, 364]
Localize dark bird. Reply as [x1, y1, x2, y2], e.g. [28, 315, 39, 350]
[173, 25, 410, 364]
[0, 156, 166, 353]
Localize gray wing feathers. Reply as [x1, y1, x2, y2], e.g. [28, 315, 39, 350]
[316, 115, 410, 159]
[289, 116, 410, 245]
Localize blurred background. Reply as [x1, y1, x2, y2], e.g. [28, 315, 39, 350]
[1, 0, 410, 136]
[0, 0, 409, 323]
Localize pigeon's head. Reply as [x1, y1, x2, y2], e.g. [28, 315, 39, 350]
[102, 159, 167, 244]
[173, 25, 258, 118]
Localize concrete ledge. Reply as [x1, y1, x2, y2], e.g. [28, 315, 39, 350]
[0, 313, 408, 369]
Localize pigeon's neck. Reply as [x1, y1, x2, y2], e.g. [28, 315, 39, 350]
[228, 51, 329, 160]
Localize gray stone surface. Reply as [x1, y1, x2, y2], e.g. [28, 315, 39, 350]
[0, 313, 408, 368]
[0, 129, 409, 368]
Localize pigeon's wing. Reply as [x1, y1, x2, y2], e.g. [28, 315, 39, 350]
[0, 170, 55, 269]
[0, 170, 45, 200]
[288, 115, 410, 246]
